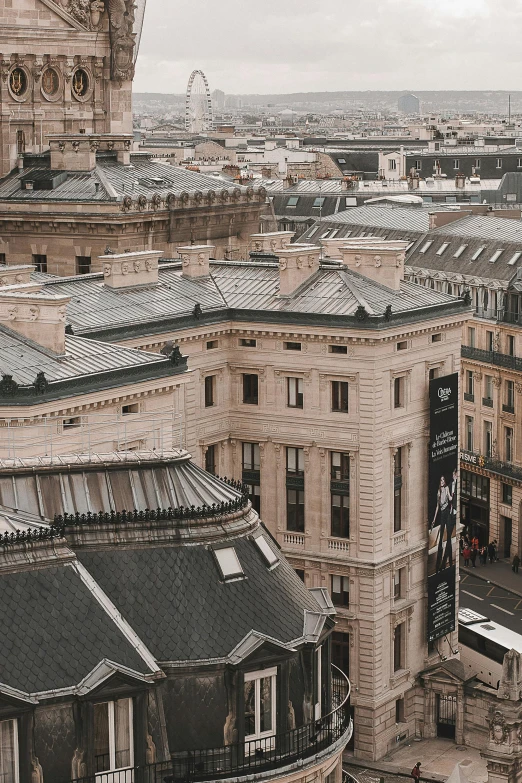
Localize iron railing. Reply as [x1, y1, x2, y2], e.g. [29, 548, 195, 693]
[69, 667, 351, 783]
[462, 345, 522, 372]
[460, 449, 522, 482]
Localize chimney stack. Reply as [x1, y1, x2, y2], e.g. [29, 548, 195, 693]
[250, 231, 294, 253]
[0, 289, 70, 354]
[277, 244, 320, 296]
[100, 249, 161, 289]
[0, 265, 36, 288]
[177, 245, 214, 279]
[338, 240, 409, 290]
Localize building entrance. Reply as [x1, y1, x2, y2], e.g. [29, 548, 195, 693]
[437, 695, 456, 740]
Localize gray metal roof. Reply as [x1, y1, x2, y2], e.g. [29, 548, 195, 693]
[305, 205, 434, 232]
[40, 258, 458, 335]
[0, 326, 168, 385]
[430, 214, 522, 242]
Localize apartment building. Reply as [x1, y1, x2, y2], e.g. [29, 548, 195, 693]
[33, 234, 469, 759]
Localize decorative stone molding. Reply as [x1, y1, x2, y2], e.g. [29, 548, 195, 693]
[489, 711, 509, 745]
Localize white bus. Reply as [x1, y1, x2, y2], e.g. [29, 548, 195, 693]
[458, 608, 522, 688]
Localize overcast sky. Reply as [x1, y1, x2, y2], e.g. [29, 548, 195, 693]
[134, 0, 522, 95]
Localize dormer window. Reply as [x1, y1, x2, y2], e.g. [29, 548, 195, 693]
[254, 534, 279, 568]
[214, 546, 244, 581]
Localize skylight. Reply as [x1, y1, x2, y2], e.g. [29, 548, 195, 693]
[338, 158, 346, 164]
[436, 243, 449, 256]
[488, 249, 503, 264]
[307, 227, 320, 238]
[313, 197, 325, 208]
[454, 244, 468, 258]
[321, 230, 331, 239]
[419, 241, 433, 254]
[287, 196, 299, 207]
[508, 251, 522, 266]
[330, 229, 339, 238]
[254, 535, 279, 567]
[214, 547, 244, 580]
[471, 246, 486, 261]
[405, 241, 415, 251]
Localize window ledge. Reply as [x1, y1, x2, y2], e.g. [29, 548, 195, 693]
[390, 668, 410, 688]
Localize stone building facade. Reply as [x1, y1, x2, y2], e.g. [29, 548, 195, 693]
[38, 235, 470, 760]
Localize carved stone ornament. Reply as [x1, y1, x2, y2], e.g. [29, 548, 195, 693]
[33, 372, 49, 395]
[490, 711, 509, 745]
[107, 0, 136, 81]
[0, 375, 19, 396]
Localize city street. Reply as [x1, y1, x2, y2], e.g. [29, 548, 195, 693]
[459, 558, 522, 630]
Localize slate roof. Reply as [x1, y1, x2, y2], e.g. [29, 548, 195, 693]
[38, 258, 460, 339]
[0, 155, 250, 203]
[272, 193, 351, 221]
[0, 561, 152, 693]
[77, 532, 320, 663]
[0, 327, 169, 385]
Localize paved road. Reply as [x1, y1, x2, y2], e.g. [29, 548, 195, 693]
[459, 567, 522, 630]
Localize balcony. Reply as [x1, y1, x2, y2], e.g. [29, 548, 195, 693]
[464, 392, 474, 402]
[461, 449, 522, 482]
[70, 667, 352, 783]
[482, 397, 493, 408]
[462, 345, 522, 373]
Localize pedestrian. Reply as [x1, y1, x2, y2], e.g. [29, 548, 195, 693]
[471, 547, 478, 568]
[480, 546, 488, 566]
[472, 536, 479, 551]
[493, 540, 499, 561]
[411, 763, 422, 782]
[513, 554, 520, 574]
[463, 545, 471, 567]
[488, 541, 496, 564]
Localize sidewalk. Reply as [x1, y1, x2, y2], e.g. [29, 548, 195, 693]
[344, 737, 487, 783]
[460, 555, 522, 597]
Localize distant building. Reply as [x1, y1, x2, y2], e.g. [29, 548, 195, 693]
[212, 88, 226, 111]
[398, 93, 420, 114]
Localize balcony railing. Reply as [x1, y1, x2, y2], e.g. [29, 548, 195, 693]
[462, 345, 522, 372]
[69, 667, 351, 783]
[461, 449, 522, 482]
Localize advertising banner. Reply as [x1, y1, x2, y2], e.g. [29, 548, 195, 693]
[427, 372, 459, 643]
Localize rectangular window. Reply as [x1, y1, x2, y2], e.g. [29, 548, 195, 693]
[331, 451, 350, 481]
[331, 493, 349, 538]
[244, 668, 277, 747]
[436, 243, 450, 256]
[286, 488, 305, 532]
[502, 483, 513, 506]
[63, 416, 81, 429]
[432, 333, 442, 343]
[0, 253, 5, 265]
[471, 246, 486, 261]
[243, 373, 259, 405]
[388, 159, 397, 171]
[204, 375, 215, 407]
[287, 447, 304, 475]
[287, 377, 304, 408]
[94, 698, 133, 774]
[284, 341, 301, 351]
[396, 698, 405, 724]
[505, 427, 513, 463]
[484, 375, 494, 403]
[397, 341, 408, 351]
[489, 249, 503, 264]
[206, 340, 218, 350]
[474, 159, 481, 170]
[312, 197, 325, 208]
[75, 255, 91, 275]
[453, 159, 460, 170]
[287, 196, 299, 207]
[419, 240, 433, 254]
[394, 623, 404, 671]
[242, 442, 260, 471]
[121, 403, 139, 415]
[505, 380, 515, 411]
[394, 376, 405, 409]
[509, 252, 522, 266]
[466, 370, 474, 398]
[484, 421, 493, 458]
[496, 158, 503, 168]
[486, 331, 494, 351]
[331, 381, 349, 412]
[329, 344, 347, 354]
[0, 719, 18, 783]
[331, 575, 350, 607]
[245, 482, 261, 513]
[295, 568, 305, 582]
[393, 447, 403, 533]
[332, 631, 350, 677]
[205, 445, 216, 475]
[32, 253, 47, 273]
[240, 338, 257, 347]
[394, 568, 405, 600]
[468, 327, 476, 348]
[414, 160, 421, 171]
[508, 335, 515, 356]
[465, 416, 474, 452]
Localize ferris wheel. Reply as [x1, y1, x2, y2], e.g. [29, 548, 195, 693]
[185, 70, 213, 134]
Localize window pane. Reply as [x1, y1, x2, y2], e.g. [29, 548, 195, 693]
[244, 680, 256, 737]
[0, 720, 17, 783]
[114, 698, 132, 769]
[259, 677, 273, 732]
[94, 702, 110, 773]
